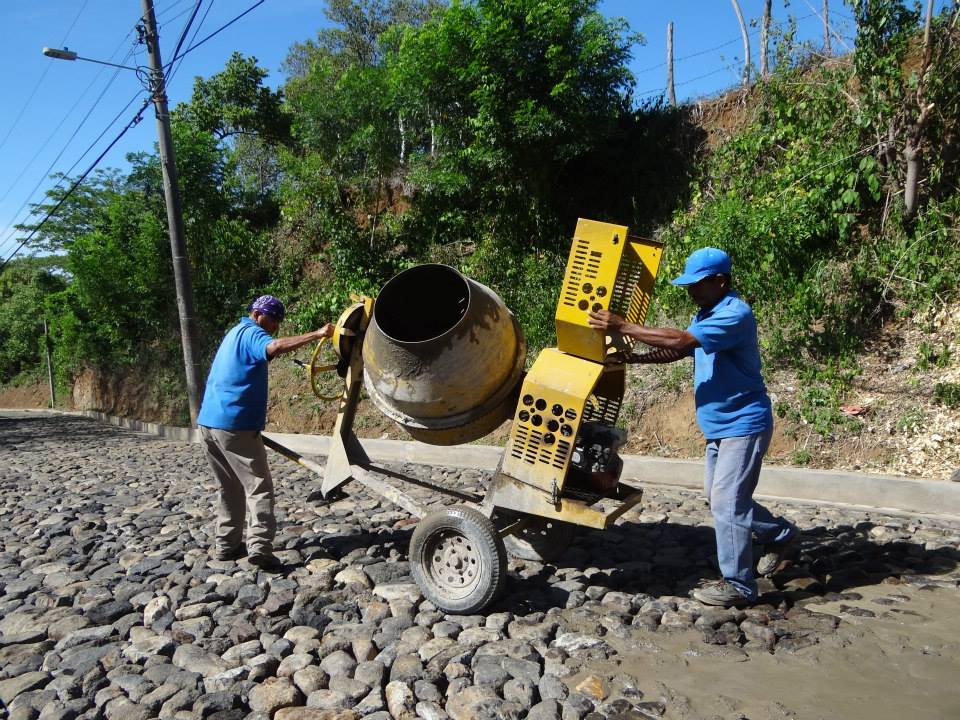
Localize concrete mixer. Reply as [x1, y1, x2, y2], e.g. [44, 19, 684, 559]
[264, 218, 663, 613]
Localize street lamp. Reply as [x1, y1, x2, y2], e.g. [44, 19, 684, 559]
[42, 46, 139, 71]
[42, 0, 203, 426]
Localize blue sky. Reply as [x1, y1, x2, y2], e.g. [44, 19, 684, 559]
[0, 1, 866, 263]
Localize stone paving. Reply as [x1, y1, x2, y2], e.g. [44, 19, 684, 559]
[1, 413, 959, 720]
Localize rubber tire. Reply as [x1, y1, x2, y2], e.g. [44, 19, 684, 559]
[410, 505, 507, 614]
[503, 517, 576, 563]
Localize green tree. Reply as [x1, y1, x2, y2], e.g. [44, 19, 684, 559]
[0, 258, 66, 384]
[17, 168, 125, 254]
[175, 52, 290, 144]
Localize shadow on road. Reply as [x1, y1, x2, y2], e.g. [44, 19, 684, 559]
[494, 519, 959, 614]
[0, 413, 144, 454]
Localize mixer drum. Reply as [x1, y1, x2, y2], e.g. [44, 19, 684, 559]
[362, 264, 527, 445]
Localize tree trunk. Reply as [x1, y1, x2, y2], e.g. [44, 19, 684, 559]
[666, 22, 676, 106]
[399, 113, 406, 164]
[760, 0, 771, 78]
[731, 0, 751, 86]
[903, 0, 934, 220]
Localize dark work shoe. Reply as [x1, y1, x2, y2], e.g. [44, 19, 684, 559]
[757, 528, 800, 577]
[693, 580, 754, 608]
[212, 543, 246, 561]
[248, 552, 283, 572]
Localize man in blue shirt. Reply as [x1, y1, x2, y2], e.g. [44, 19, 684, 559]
[198, 295, 334, 570]
[589, 248, 799, 607]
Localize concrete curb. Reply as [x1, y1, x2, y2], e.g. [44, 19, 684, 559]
[263, 432, 960, 520]
[7, 408, 960, 521]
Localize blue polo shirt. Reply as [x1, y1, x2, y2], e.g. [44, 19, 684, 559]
[686, 291, 772, 440]
[197, 317, 273, 431]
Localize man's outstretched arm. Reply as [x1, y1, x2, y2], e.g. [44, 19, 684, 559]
[625, 347, 690, 364]
[266, 323, 335, 359]
[588, 309, 699, 355]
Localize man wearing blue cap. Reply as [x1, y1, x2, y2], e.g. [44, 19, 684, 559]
[197, 295, 334, 570]
[589, 248, 799, 607]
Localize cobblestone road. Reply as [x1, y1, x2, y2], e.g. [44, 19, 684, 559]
[2, 413, 959, 720]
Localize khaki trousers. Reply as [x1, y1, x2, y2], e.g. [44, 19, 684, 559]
[200, 426, 276, 555]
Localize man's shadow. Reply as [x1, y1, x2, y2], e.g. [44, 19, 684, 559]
[494, 519, 960, 614]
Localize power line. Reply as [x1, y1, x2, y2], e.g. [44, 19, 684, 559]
[631, 7, 861, 101]
[0, 89, 149, 258]
[0, 0, 92, 154]
[0, 31, 142, 254]
[171, 0, 266, 62]
[0, 0, 268, 262]
[0, 56, 138, 257]
[157, 0, 193, 21]
[636, 66, 730, 99]
[633, 10, 824, 76]
[0, 99, 153, 273]
[164, 0, 204, 78]
[167, 0, 216, 87]
[0, 45, 143, 258]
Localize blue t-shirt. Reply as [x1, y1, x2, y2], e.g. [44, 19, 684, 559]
[197, 317, 273, 431]
[686, 291, 772, 440]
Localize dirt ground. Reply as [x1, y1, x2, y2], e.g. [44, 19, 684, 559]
[3, 301, 957, 481]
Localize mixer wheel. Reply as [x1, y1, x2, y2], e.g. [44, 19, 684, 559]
[410, 505, 506, 614]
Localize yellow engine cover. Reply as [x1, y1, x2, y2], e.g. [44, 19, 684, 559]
[501, 348, 624, 496]
[556, 218, 664, 362]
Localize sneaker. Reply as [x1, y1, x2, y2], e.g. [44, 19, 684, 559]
[693, 580, 754, 607]
[248, 552, 283, 572]
[212, 543, 246, 561]
[756, 528, 800, 576]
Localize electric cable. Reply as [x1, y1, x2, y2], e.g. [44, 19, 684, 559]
[0, 50, 141, 257]
[0, 0, 265, 260]
[0, 32, 142, 254]
[0, 89, 149, 258]
[157, 0, 193, 21]
[0, 99, 153, 273]
[166, 0, 215, 87]
[170, 0, 266, 62]
[0, 69, 135, 257]
[0, 0, 92, 154]
[164, 0, 204, 78]
[633, 8, 860, 101]
[633, 10, 828, 75]
[0, 0, 265, 261]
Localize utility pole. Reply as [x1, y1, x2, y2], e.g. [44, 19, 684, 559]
[666, 22, 676, 107]
[141, 0, 202, 425]
[43, 318, 56, 408]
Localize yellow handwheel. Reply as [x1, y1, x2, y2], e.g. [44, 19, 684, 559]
[309, 336, 345, 401]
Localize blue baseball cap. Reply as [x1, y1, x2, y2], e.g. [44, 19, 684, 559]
[670, 247, 732, 286]
[248, 294, 286, 320]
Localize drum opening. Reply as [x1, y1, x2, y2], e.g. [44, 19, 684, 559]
[375, 264, 470, 342]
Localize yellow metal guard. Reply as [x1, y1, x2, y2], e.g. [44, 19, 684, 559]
[555, 218, 664, 362]
[502, 348, 604, 496]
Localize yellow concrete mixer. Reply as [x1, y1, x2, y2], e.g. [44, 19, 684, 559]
[265, 218, 663, 613]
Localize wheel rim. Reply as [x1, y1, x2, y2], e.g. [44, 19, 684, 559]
[423, 528, 482, 600]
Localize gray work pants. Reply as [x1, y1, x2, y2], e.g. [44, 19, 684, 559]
[200, 426, 276, 555]
[704, 427, 792, 600]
